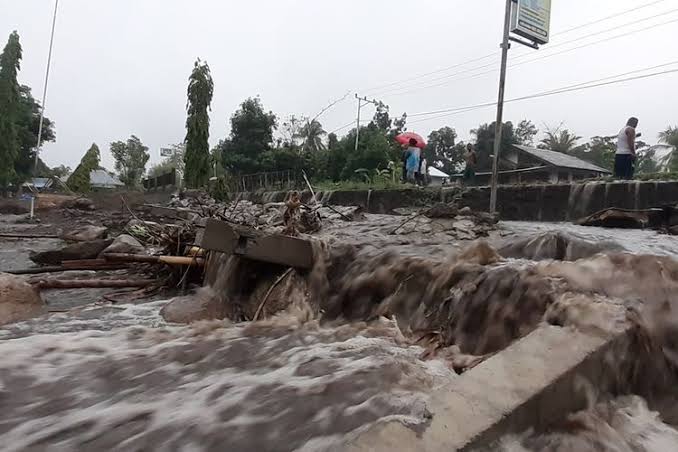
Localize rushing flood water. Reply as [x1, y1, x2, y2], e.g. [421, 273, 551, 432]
[2, 214, 678, 450]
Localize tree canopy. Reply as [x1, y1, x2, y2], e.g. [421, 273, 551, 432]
[539, 127, 584, 154]
[15, 85, 56, 181]
[0, 31, 22, 192]
[219, 97, 278, 174]
[426, 127, 461, 174]
[67, 143, 101, 192]
[110, 135, 150, 188]
[184, 59, 214, 188]
[471, 121, 519, 171]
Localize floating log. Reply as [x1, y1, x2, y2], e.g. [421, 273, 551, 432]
[35, 279, 158, 290]
[8, 264, 126, 275]
[0, 232, 59, 239]
[102, 253, 205, 266]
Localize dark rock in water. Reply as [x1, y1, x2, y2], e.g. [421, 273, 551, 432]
[426, 203, 458, 219]
[59, 225, 108, 242]
[62, 197, 96, 211]
[498, 232, 623, 261]
[29, 239, 113, 265]
[101, 234, 145, 255]
[577, 207, 665, 229]
[0, 272, 46, 326]
[160, 288, 227, 323]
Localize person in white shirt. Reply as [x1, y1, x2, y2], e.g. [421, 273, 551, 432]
[615, 117, 638, 179]
[419, 157, 428, 186]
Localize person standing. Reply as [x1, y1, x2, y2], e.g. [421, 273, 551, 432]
[405, 138, 421, 183]
[419, 156, 428, 186]
[615, 117, 638, 180]
[463, 143, 477, 185]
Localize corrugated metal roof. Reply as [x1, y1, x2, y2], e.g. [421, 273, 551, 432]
[513, 145, 611, 174]
[90, 170, 124, 187]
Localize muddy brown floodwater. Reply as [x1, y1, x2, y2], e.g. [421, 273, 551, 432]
[2, 212, 678, 451]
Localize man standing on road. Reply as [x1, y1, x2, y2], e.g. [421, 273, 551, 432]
[615, 117, 638, 180]
[463, 143, 477, 185]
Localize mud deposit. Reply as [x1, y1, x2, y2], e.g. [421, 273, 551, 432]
[2, 211, 678, 451]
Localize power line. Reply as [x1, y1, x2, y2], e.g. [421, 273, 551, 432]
[361, 0, 670, 95]
[406, 66, 678, 125]
[382, 14, 678, 98]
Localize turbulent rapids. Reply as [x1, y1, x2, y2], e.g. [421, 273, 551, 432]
[2, 209, 678, 451]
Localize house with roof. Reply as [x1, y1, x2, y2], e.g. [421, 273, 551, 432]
[454, 145, 611, 186]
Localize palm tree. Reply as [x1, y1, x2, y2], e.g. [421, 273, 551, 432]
[539, 128, 582, 154]
[298, 119, 326, 153]
[658, 126, 678, 171]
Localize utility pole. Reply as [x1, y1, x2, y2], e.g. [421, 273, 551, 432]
[489, 0, 513, 214]
[34, 0, 59, 172]
[489, 0, 547, 214]
[354, 94, 381, 151]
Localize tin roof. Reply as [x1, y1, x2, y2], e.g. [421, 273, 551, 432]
[513, 145, 611, 174]
[90, 170, 124, 187]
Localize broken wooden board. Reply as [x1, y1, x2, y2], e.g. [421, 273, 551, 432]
[201, 219, 314, 270]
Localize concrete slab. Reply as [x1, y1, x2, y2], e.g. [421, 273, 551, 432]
[346, 322, 633, 452]
[201, 219, 314, 269]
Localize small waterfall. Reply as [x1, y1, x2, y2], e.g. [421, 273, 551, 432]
[579, 182, 597, 218]
[634, 182, 641, 210]
[604, 182, 611, 207]
[323, 190, 334, 204]
[538, 186, 545, 221]
[567, 183, 583, 220]
[366, 189, 372, 213]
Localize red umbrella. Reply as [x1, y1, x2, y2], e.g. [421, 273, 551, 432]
[395, 132, 426, 149]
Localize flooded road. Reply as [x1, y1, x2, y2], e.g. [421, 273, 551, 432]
[2, 213, 678, 451]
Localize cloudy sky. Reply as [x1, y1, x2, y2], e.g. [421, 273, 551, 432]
[2, 0, 677, 171]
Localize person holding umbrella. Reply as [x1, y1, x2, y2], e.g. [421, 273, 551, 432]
[405, 138, 421, 183]
[395, 132, 426, 184]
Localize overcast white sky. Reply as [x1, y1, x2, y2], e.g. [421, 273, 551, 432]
[2, 0, 677, 171]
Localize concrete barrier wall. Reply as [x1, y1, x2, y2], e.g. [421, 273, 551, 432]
[236, 181, 678, 221]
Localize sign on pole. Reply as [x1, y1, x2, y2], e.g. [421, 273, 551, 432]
[160, 147, 172, 157]
[511, 0, 552, 45]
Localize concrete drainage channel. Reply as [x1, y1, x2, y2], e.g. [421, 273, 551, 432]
[348, 319, 633, 451]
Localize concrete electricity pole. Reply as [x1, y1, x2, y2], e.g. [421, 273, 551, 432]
[489, 0, 513, 215]
[489, 0, 548, 214]
[34, 0, 59, 172]
[354, 94, 381, 151]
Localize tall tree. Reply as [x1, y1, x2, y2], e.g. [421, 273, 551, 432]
[0, 31, 22, 194]
[67, 143, 101, 192]
[220, 97, 277, 174]
[426, 127, 462, 174]
[515, 119, 538, 146]
[539, 127, 583, 154]
[110, 135, 150, 188]
[15, 85, 56, 181]
[471, 121, 519, 171]
[184, 59, 214, 188]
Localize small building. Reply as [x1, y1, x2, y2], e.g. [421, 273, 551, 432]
[428, 166, 450, 186]
[454, 145, 611, 186]
[22, 177, 54, 192]
[90, 170, 124, 190]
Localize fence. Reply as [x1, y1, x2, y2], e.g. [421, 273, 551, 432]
[143, 168, 177, 191]
[229, 169, 303, 192]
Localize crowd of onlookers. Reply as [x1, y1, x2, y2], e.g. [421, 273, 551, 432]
[400, 138, 477, 186]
